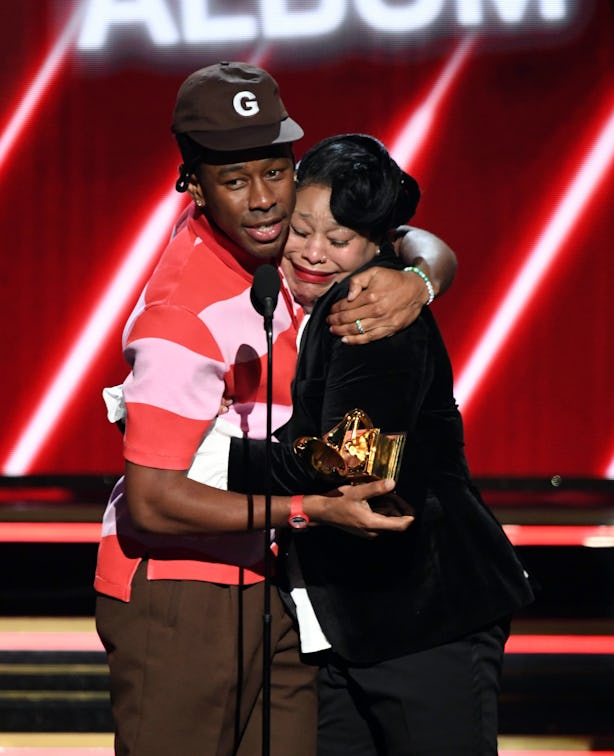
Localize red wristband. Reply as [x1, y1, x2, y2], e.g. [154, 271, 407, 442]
[288, 495, 310, 530]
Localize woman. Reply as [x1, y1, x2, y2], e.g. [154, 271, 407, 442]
[228, 133, 534, 755]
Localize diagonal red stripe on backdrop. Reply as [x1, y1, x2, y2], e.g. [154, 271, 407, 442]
[388, 34, 477, 170]
[454, 100, 614, 415]
[0, 4, 83, 175]
[0, 48, 273, 476]
[1, 184, 184, 475]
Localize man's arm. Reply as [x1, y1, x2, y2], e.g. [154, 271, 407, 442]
[394, 225, 457, 296]
[227, 283, 430, 521]
[121, 305, 411, 537]
[327, 226, 457, 344]
[124, 461, 412, 537]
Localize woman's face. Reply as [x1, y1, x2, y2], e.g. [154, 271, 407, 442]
[281, 183, 379, 312]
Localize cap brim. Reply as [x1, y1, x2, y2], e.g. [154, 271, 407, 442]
[186, 116, 304, 151]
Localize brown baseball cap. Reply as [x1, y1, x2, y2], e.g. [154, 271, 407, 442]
[171, 61, 304, 151]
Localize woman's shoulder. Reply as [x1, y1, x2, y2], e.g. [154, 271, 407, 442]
[331, 246, 402, 301]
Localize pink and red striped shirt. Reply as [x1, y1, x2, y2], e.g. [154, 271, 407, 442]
[95, 212, 303, 600]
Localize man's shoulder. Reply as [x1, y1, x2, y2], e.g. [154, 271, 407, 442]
[146, 224, 249, 312]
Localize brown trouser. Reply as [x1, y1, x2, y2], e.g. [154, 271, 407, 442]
[96, 562, 317, 756]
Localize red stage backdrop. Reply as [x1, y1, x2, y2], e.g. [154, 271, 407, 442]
[0, 0, 612, 478]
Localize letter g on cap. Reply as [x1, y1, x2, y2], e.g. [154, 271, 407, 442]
[233, 91, 259, 117]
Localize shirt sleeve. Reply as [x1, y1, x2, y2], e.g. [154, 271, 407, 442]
[122, 303, 227, 470]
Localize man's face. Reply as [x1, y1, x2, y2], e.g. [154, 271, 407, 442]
[197, 146, 296, 261]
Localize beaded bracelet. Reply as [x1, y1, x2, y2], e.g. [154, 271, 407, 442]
[403, 266, 435, 306]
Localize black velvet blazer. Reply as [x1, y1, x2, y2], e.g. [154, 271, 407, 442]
[229, 250, 534, 664]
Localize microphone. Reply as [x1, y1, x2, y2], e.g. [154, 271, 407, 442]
[251, 264, 280, 321]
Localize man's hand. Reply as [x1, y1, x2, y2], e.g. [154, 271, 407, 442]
[369, 491, 415, 518]
[327, 267, 428, 344]
[327, 226, 457, 344]
[305, 478, 414, 538]
[218, 397, 234, 415]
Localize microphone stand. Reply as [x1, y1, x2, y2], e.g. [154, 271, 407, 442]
[250, 263, 280, 756]
[262, 299, 274, 756]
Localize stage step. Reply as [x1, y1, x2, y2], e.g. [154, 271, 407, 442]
[0, 632, 613, 744]
[0, 648, 111, 733]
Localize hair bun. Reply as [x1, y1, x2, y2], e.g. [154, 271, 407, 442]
[297, 133, 420, 240]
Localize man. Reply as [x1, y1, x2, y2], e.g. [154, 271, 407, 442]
[95, 61, 456, 756]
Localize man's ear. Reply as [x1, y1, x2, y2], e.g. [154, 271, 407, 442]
[187, 175, 205, 207]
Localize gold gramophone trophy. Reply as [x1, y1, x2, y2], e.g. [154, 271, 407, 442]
[293, 409, 406, 483]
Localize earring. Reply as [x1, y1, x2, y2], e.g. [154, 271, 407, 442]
[195, 199, 204, 207]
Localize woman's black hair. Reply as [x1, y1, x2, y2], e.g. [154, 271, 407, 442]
[296, 134, 420, 242]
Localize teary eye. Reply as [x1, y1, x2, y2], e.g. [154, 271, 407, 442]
[291, 225, 308, 237]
